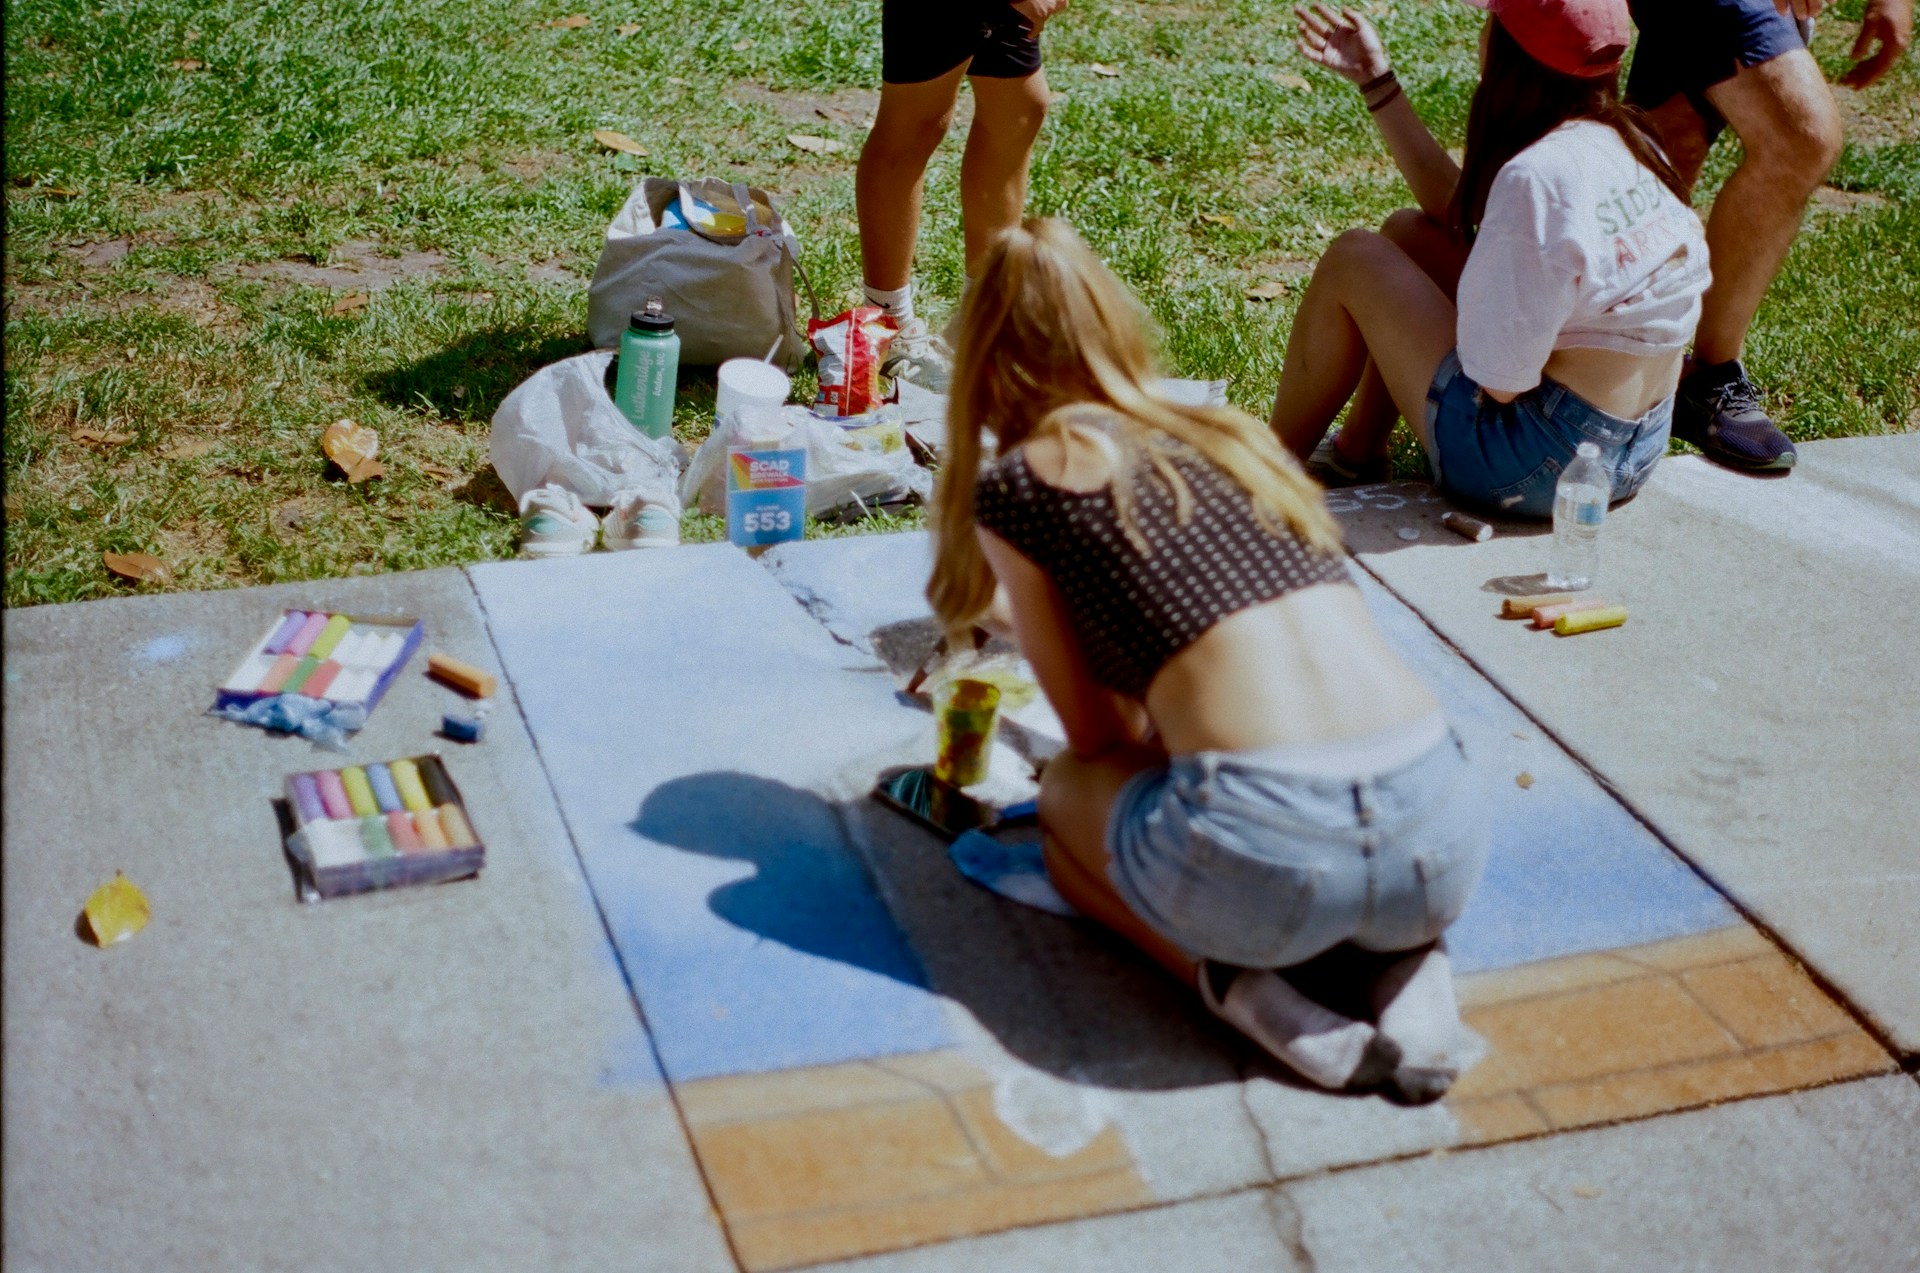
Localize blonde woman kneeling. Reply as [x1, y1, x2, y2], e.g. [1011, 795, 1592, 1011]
[929, 218, 1489, 1100]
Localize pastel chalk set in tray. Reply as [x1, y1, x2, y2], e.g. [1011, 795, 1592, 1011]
[217, 609, 423, 714]
[284, 754, 485, 900]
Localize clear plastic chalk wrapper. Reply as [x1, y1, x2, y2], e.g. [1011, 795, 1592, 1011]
[282, 753, 486, 901]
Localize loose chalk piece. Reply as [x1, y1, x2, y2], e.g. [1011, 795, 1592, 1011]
[1533, 599, 1612, 629]
[1397, 527, 1420, 541]
[442, 713, 486, 743]
[1555, 605, 1629, 636]
[427, 653, 497, 699]
[1442, 511, 1493, 542]
[1502, 592, 1576, 618]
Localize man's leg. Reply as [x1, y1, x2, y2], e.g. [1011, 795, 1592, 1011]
[1695, 48, 1844, 367]
[960, 69, 1051, 277]
[856, 65, 970, 302]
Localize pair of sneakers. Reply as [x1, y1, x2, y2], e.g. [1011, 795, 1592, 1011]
[881, 316, 953, 393]
[518, 484, 678, 557]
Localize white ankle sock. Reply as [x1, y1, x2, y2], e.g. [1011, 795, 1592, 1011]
[1372, 944, 1481, 1088]
[864, 281, 914, 323]
[1210, 968, 1382, 1090]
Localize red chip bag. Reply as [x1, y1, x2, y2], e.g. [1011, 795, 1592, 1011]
[808, 306, 898, 418]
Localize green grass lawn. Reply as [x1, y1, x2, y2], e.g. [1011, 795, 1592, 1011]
[5, 0, 1916, 606]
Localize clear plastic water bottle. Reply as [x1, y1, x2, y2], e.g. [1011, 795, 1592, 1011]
[1546, 442, 1609, 590]
[612, 298, 679, 439]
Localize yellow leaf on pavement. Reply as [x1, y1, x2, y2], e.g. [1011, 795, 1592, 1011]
[83, 872, 151, 946]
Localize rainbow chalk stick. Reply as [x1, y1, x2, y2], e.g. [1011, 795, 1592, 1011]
[284, 612, 331, 658]
[290, 773, 326, 823]
[305, 819, 367, 869]
[224, 652, 279, 693]
[340, 766, 379, 817]
[1555, 605, 1629, 635]
[262, 611, 309, 654]
[359, 813, 397, 858]
[301, 660, 343, 699]
[437, 803, 477, 848]
[420, 760, 458, 809]
[386, 809, 423, 853]
[389, 759, 432, 813]
[315, 769, 353, 820]
[413, 807, 449, 849]
[1533, 599, 1612, 630]
[281, 655, 323, 694]
[308, 613, 354, 660]
[366, 763, 403, 813]
[257, 653, 302, 694]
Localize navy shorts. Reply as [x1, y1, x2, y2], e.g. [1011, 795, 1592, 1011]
[1626, 0, 1806, 139]
[882, 2, 1043, 84]
[1425, 351, 1673, 520]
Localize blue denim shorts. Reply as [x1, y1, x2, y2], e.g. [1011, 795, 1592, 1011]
[1426, 349, 1672, 520]
[1106, 728, 1489, 969]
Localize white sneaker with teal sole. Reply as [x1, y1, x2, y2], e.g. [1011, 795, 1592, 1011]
[881, 316, 953, 393]
[601, 489, 680, 550]
[517, 484, 599, 557]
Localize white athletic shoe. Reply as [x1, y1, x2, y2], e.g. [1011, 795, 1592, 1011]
[517, 484, 599, 557]
[601, 489, 681, 550]
[881, 316, 953, 393]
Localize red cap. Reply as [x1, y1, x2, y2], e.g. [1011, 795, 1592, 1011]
[1462, 0, 1631, 78]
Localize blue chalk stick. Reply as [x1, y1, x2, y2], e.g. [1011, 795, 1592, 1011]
[442, 713, 485, 743]
[365, 763, 403, 813]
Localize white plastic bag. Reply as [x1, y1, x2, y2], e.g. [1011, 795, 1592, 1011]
[587, 178, 809, 368]
[489, 350, 683, 510]
[680, 406, 932, 519]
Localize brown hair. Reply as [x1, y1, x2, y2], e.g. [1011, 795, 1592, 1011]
[1452, 18, 1687, 239]
[926, 218, 1343, 638]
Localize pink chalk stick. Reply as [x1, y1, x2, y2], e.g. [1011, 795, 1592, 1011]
[284, 612, 331, 657]
[386, 809, 424, 853]
[315, 769, 353, 820]
[257, 652, 301, 693]
[301, 659, 343, 698]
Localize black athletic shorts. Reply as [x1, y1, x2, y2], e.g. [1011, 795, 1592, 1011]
[881, 1, 1043, 84]
[1626, 0, 1806, 139]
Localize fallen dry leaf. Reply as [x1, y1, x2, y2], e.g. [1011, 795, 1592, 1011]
[546, 13, 590, 27]
[617, 22, 641, 35]
[83, 872, 151, 946]
[1200, 213, 1237, 228]
[593, 129, 647, 155]
[1516, 772, 1535, 789]
[814, 104, 859, 127]
[1245, 280, 1291, 301]
[1270, 71, 1314, 92]
[33, 187, 82, 199]
[321, 418, 386, 484]
[787, 133, 847, 155]
[71, 427, 134, 446]
[420, 462, 464, 482]
[1312, 221, 1334, 238]
[1089, 62, 1122, 77]
[163, 438, 217, 460]
[103, 551, 172, 585]
[666, 75, 688, 86]
[325, 292, 369, 317]
[171, 57, 204, 70]
[731, 37, 753, 50]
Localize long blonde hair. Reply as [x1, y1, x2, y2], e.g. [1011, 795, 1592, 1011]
[927, 217, 1343, 637]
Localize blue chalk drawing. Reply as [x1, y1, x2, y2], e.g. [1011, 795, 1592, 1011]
[134, 633, 194, 663]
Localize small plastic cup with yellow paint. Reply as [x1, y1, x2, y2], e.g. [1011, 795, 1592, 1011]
[933, 677, 1002, 788]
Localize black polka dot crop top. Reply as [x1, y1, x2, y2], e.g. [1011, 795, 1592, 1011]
[973, 441, 1350, 700]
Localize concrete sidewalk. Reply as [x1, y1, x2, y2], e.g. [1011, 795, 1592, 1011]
[5, 439, 1918, 1272]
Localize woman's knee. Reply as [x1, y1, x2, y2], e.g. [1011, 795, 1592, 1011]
[1379, 207, 1438, 245]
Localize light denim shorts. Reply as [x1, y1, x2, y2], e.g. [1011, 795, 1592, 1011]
[1106, 726, 1488, 969]
[1426, 349, 1672, 519]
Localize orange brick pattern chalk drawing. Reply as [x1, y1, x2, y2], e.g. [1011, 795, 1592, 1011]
[678, 1051, 1148, 1270]
[1446, 926, 1892, 1140]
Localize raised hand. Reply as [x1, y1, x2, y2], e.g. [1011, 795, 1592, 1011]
[1295, 4, 1391, 85]
[1012, 0, 1070, 37]
[1839, 0, 1912, 88]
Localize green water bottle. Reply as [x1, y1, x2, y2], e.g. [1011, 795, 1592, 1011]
[613, 298, 679, 439]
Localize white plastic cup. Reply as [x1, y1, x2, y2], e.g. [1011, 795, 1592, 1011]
[715, 358, 791, 429]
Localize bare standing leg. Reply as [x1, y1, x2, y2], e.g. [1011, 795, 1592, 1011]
[961, 71, 1052, 277]
[856, 65, 971, 294]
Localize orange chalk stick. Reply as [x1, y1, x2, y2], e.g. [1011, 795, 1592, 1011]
[1555, 605, 1629, 635]
[413, 807, 449, 849]
[1502, 592, 1577, 618]
[427, 653, 497, 698]
[437, 803, 477, 848]
[257, 652, 301, 693]
[1533, 599, 1612, 629]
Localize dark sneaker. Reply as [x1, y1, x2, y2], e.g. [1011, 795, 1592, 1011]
[1305, 431, 1390, 487]
[1673, 360, 1796, 472]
